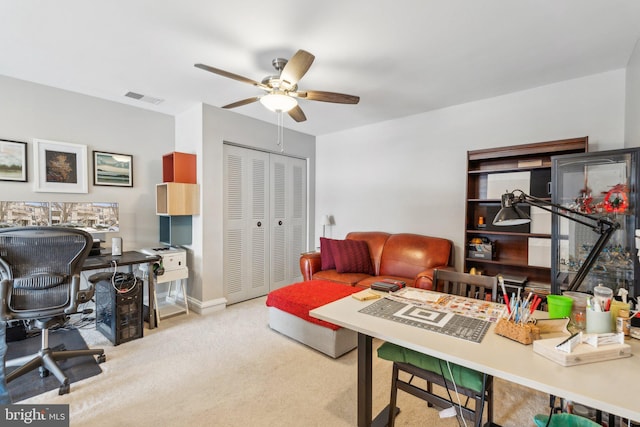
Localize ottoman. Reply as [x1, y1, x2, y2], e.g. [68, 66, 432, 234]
[266, 280, 362, 358]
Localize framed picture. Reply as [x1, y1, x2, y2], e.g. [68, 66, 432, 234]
[33, 139, 88, 193]
[93, 151, 133, 187]
[0, 139, 27, 182]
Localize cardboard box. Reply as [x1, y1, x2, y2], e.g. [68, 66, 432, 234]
[467, 242, 495, 260]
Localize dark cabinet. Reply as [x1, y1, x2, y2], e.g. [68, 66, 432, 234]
[551, 148, 640, 296]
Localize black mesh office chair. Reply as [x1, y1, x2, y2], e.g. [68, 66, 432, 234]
[0, 227, 106, 395]
[378, 270, 498, 427]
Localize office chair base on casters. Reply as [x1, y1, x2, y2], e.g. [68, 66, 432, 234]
[5, 329, 106, 395]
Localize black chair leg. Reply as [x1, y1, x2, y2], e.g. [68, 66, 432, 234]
[42, 351, 68, 389]
[388, 363, 399, 427]
[486, 383, 494, 425]
[474, 394, 484, 427]
[5, 328, 105, 395]
[479, 374, 493, 426]
[426, 380, 434, 407]
[5, 355, 42, 382]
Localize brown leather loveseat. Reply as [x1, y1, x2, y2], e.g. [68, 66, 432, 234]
[299, 231, 453, 290]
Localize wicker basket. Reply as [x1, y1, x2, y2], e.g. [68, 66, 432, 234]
[494, 318, 540, 345]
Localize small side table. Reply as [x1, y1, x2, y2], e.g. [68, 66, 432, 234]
[154, 267, 189, 325]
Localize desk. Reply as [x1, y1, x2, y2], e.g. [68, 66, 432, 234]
[82, 251, 161, 329]
[310, 291, 640, 427]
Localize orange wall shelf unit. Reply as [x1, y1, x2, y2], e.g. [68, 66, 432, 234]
[163, 152, 196, 184]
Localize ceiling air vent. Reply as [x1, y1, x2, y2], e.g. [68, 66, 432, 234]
[124, 91, 164, 105]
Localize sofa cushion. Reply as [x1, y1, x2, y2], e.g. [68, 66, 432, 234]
[330, 239, 375, 275]
[320, 237, 337, 270]
[379, 233, 452, 279]
[312, 270, 372, 286]
[266, 280, 361, 330]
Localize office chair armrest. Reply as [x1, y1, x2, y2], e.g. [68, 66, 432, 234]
[77, 279, 96, 305]
[64, 274, 83, 314]
[0, 257, 11, 280]
[1, 278, 12, 320]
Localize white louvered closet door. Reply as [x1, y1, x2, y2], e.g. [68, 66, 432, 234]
[270, 154, 307, 290]
[223, 145, 270, 304]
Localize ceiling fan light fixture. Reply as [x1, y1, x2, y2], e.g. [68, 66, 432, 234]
[260, 92, 297, 112]
[196, 49, 359, 122]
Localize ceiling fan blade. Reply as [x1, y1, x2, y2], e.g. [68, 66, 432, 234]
[288, 105, 307, 122]
[279, 50, 315, 87]
[298, 90, 360, 104]
[222, 97, 260, 109]
[301, 90, 360, 104]
[194, 63, 267, 88]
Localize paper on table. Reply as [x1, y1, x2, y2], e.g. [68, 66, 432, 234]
[390, 288, 440, 304]
[388, 287, 506, 321]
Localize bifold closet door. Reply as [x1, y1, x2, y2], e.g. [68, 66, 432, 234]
[270, 154, 307, 290]
[223, 145, 270, 304]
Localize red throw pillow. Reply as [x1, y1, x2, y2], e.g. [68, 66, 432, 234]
[320, 237, 336, 270]
[330, 239, 374, 275]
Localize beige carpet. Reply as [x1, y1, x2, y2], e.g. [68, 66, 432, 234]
[20, 296, 549, 426]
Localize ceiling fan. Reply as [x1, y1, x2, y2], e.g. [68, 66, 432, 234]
[194, 49, 360, 122]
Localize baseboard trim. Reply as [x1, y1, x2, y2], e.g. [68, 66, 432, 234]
[187, 296, 227, 314]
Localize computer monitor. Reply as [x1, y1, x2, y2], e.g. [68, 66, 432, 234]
[49, 202, 119, 233]
[0, 201, 50, 227]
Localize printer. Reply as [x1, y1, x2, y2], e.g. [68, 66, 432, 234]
[140, 246, 186, 271]
[139, 246, 188, 283]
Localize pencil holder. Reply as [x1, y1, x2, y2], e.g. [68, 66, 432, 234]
[494, 318, 540, 345]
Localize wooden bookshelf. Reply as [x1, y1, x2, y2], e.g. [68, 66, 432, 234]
[464, 137, 588, 285]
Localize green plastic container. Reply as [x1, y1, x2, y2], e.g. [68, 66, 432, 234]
[534, 413, 600, 427]
[546, 295, 573, 319]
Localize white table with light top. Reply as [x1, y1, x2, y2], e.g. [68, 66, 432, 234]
[310, 290, 640, 427]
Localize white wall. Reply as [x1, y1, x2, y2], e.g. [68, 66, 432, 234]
[1, 63, 631, 306]
[0, 75, 174, 249]
[175, 104, 316, 309]
[626, 38, 640, 147]
[316, 70, 626, 270]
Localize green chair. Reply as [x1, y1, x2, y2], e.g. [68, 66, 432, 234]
[533, 413, 600, 427]
[377, 270, 498, 427]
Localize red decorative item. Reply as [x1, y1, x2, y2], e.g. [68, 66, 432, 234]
[575, 187, 594, 213]
[603, 184, 628, 213]
[266, 280, 361, 330]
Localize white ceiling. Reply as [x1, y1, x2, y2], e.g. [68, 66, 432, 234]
[2, 1, 640, 136]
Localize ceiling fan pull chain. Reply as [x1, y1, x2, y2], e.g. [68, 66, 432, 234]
[277, 111, 285, 152]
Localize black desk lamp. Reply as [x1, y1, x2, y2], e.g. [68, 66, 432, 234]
[492, 189, 620, 292]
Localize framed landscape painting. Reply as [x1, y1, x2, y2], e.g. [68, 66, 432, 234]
[0, 139, 27, 182]
[33, 139, 88, 193]
[93, 151, 133, 187]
